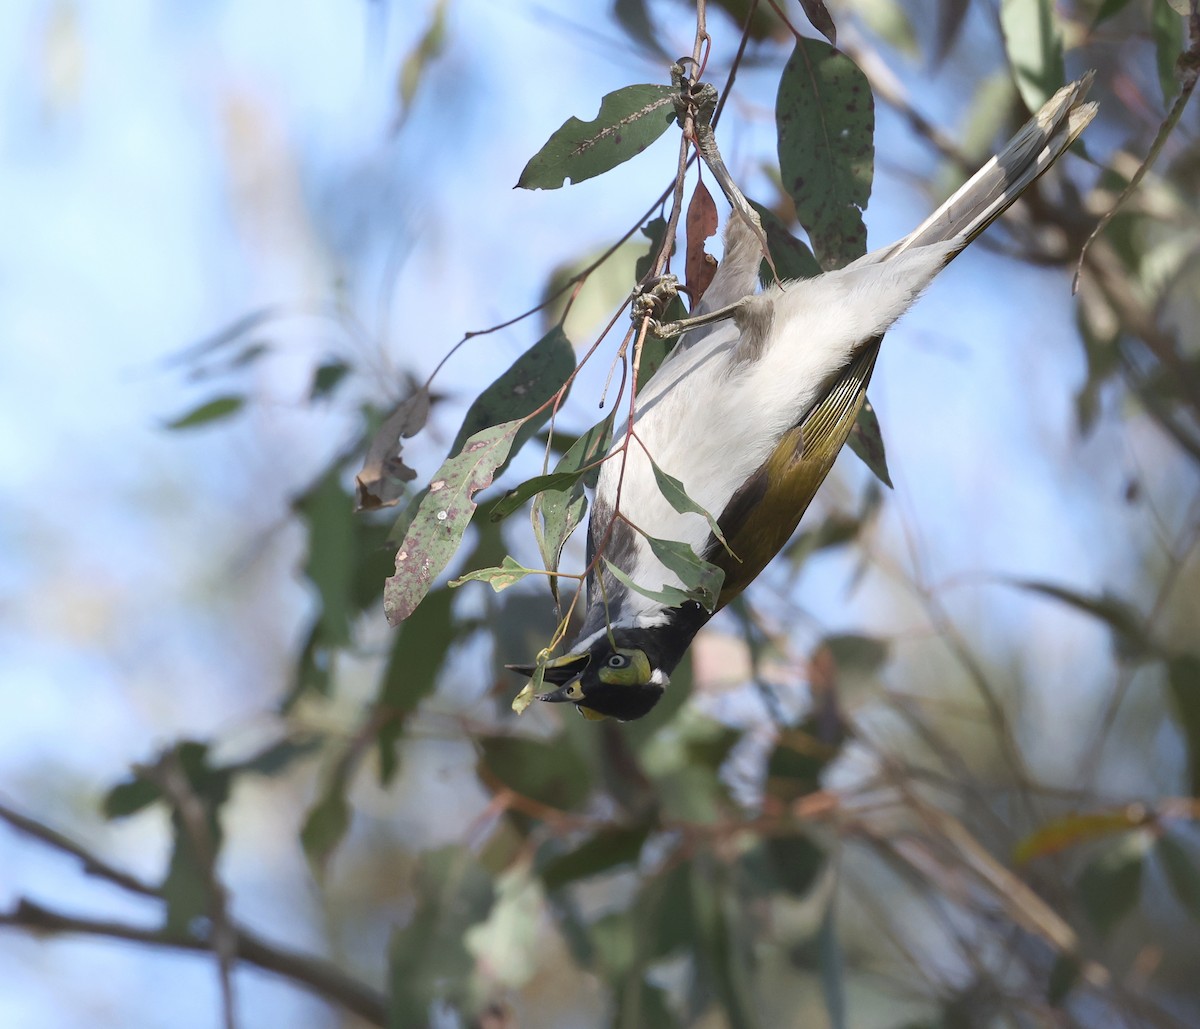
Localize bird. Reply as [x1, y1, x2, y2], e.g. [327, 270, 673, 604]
[509, 76, 1097, 722]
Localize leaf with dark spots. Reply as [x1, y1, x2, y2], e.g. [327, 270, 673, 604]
[776, 39, 874, 271]
[518, 84, 677, 189]
[685, 179, 719, 302]
[355, 387, 431, 511]
[384, 418, 523, 624]
[846, 395, 893, 487]
[448, 326, 576, 474]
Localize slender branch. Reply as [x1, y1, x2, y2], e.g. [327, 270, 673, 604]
[0, 801, 387, 1025]
[0, 899, 387, 1027]
[0, 799, 158, 898]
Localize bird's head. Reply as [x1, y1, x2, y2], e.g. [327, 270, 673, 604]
[508, 626, 681, 722]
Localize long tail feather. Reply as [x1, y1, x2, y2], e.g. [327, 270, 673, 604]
[881, 74, 1097, 262]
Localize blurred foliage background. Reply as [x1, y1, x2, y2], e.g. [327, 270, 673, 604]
[2, 0, 1200, 1027]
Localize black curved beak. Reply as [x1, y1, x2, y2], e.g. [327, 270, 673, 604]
[505, 651, 590, 687]
[536, 683, 579, 704]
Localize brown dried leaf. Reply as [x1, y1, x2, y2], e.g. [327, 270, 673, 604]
[685, 178, 719, 302]
[355, 387, 431, 511]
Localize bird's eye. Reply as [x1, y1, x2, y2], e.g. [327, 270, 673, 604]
[606, 653, 630, 669]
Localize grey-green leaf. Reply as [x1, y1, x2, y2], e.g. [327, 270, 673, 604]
[1077, 833, 1147, 936]
[646, 453, 733, 555]
[1156, 832, 1200, 921]
[1000, 0, 1066, 114]
[518, 84, 677, 189]
[384, 419, 523, 624]
[776, 39, 873, 271]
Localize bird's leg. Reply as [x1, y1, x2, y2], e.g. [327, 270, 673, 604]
[647, 295, 754, 338]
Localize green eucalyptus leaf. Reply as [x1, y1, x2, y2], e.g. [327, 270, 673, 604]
[539, 823, 651, 890]
[776, 39, 873, 270]
[518, 84, 677, 189]
[749, 200, 820, 282]
[645, 453, 733, 555]
[385, 419, 523, 624]
[478, 735, 592, 811]
[846, 396, 892, 487]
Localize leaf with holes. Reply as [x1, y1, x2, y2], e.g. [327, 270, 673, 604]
[685, 178, 719, 301]
[776, 39, 873, 271]
[518, 84, 677, 189]
[384, 419, 523, 624]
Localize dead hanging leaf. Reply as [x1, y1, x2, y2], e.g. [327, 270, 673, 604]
[685, 178, 719, 302]
[356, 387, 432, 511]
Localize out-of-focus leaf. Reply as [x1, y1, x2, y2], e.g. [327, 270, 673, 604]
[749, 200, 820, 283]
[1013, 580, 1153, 659]
[103, 778, 161, 819]
[1166, 655, 1200, 795]
[591, 909, 638, 977]
[234, 735, 323, 777]
[384, 419, 523, 624]
[376, 585, 459, 783]
[689, 856, 759, 1029]
[389, 848, 495, 1029]
[820, 633, 889, 674]
[1077, 831, 1148, 936]
[396, 0, 447, 125]
[163, 395, 245, 430]
[685, 178, 719, 301]
[518, 84, 677, 189]
[355, 387, 430, 510]
[638, 861, 696, 958]
[309, 360, 350, 402]
[1092, 0, 1133, 24]
[1151, 0, 1185, 106]
[765, 723, 840, 803]
[1015, 807, 1147, 864]
[300, 772, 352, 875]
[934, 0, 969, 62]
[296, 469, 357, 646]
[538, 823, 651, 890]
[1000, 0, 1065, 113]
[1048, 952, 1083, 1006]
[818, 903, 847, 1029]
[1156, 832, 1200, 920]
[165, 307, 278, 368]
[742, 832, 826, 897]
[449, 556, 537, 592]
[641, 713, 740, 822]
[776, 39, 873, 271]
[846, 396, 892, 487]
[798, 0, 837, 44]
[615, 979, 679, 1029]
[447, 327, 575, 464]
[478, 735, 592, 812]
